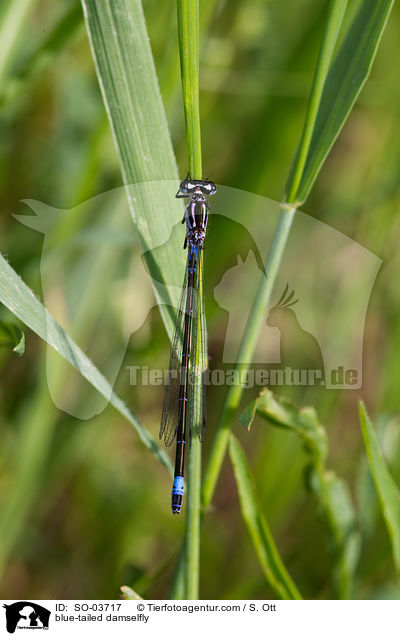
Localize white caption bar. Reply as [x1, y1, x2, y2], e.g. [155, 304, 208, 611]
[1, 599, 398, 636]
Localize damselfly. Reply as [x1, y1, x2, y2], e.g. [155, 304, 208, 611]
[159, 177, 216, 514]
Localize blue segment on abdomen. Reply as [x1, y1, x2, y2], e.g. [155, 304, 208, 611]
[172, 476, 184, 496]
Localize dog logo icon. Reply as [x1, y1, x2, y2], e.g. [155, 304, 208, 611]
[3, 602, 50, 633]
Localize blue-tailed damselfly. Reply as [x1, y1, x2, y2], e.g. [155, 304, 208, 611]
[159, 177, 216, 514]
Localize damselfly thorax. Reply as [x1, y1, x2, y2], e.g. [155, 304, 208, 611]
[184, 190, 209, 247]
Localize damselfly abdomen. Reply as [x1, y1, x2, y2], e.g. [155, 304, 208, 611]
[159, 177, 216, 514]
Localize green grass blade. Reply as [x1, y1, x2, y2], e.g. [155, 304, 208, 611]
[285, 0, 348, 204]
[81, 0, 181, 338]
[168, 546, 187, 600]
[229, 434, 302, 599]
[359, 401, 400, 579]
[0, 321, 25, 356]
[0, 253, 173, 473]
[294, 0, 395, 205]
[177, 0, 202, 178]
[185, 250, 205, 599]
[185, 439, 201, 598]
[176, 0, 203, 600]
[241, 390, 360, 599]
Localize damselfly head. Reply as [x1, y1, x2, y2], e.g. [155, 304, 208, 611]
[179, 178, 217, 197]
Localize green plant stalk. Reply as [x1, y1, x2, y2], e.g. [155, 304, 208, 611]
[168, 543, 187, 599]
[177, 0, 203, 599]
[201, 0, 348, 511]
[285, 0, 348, 205]
[177, 0, 202, 178]
[185, 438, 201, 598]
[202, 207, 294, 507]
[185, 249, 206, 598]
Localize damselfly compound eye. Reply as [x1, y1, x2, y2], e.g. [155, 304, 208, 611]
[201, 181, 216, 195]
[180, 179, 197, 192]
[179, 179, 190, 194]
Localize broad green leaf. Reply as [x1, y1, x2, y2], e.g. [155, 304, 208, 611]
[81, 0, 182, 339]
[359, 401, 400, 579]
[0, 252, 172, 473]
[295, 0, 395, 204]
[0, 321, 25, 355]
[241, 389, 360, 598]
[229, 434, 302, 599]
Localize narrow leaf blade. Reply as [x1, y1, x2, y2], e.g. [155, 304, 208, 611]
[229, 434, 302, 600]
[296, 0, 395, 204]
[0, 253, 172, 473]
[359, 401, 400, 578]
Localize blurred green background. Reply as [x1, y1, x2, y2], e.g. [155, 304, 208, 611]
[1, 0, 400, 599]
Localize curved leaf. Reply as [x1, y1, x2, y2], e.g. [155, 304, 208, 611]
[229, 434, 302, 600]
[0, 320, 25, 355]
[359, 401, 400, 579]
